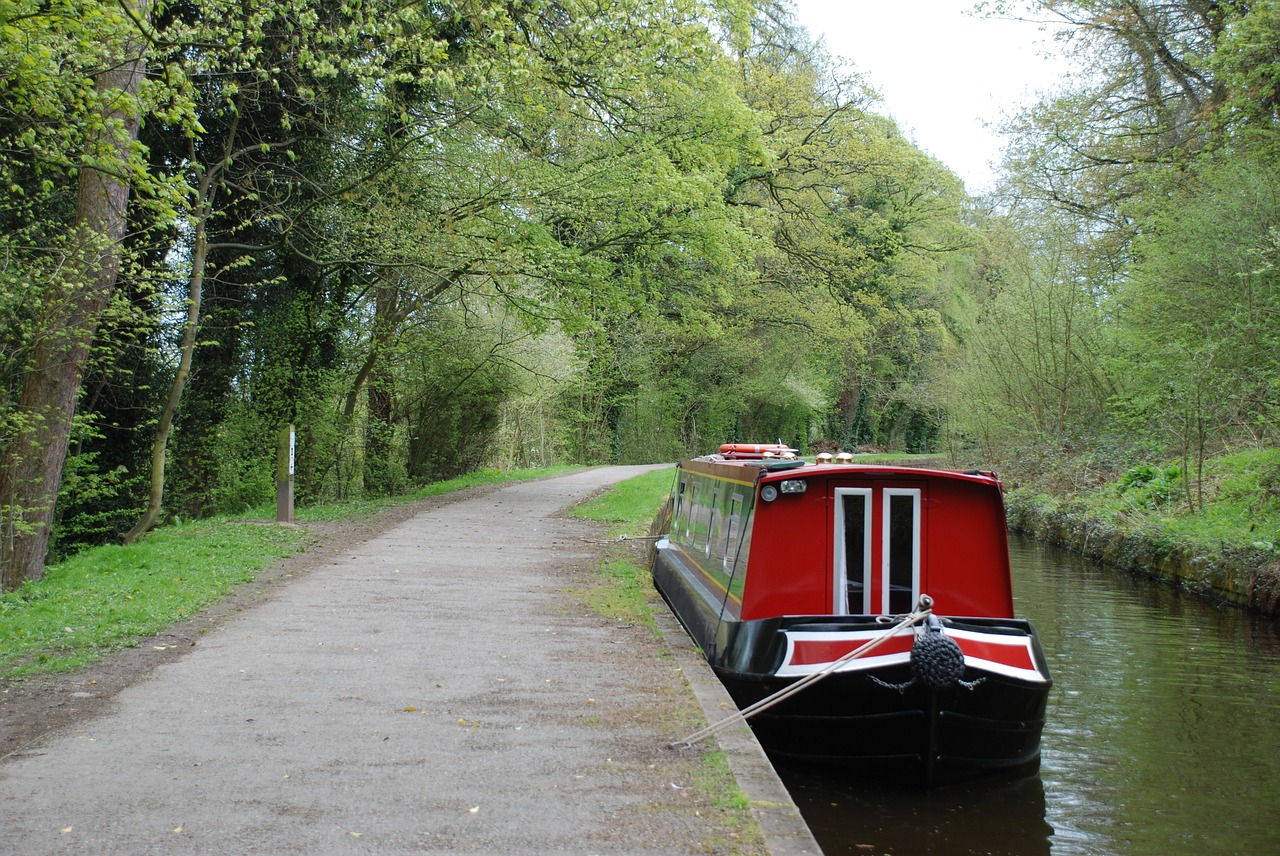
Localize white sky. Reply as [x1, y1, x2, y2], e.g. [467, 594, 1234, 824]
[789, 0, 1069, 192]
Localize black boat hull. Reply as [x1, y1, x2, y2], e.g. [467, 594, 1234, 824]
[653, 541, 1052, 788]
[717, 664, 1047, 788]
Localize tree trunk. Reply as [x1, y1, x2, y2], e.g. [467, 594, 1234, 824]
[362, 282, 398, 496]
[122, 210, 209, 544]
[0, 14, 147, 589]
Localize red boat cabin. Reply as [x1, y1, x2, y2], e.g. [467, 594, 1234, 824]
[667, 456, 1015, 621]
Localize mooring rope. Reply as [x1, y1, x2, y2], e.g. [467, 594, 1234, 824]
[580, 534, 665, 544]
[671, 601, 934, 749]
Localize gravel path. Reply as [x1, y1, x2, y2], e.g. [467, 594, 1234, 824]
[1, 467, 814, 855]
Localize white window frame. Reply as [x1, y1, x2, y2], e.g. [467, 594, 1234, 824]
[881, 488, 921, 614]
[706, 487, 719, 558]
[833, 488, 873, 614]
[685, 482, 699, 540]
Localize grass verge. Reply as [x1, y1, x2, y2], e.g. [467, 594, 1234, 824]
[571, 467, 675, 631]
[572, 469, 762, 852]
[1, 466, 579, 679]
[572, 467, 676, 538]
[0, 521, 304, 677]
[1004, 447, 1280, 611]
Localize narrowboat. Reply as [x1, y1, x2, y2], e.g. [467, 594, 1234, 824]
[652, 444, 1051, 788]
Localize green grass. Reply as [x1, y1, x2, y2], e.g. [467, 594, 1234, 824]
[692, 749, 752, 812]
[1071, 447, 1280, 551]
[1, 466, 582, 679]
[0, 520, 305, 677]
[572, 466, 675, 538]
[571, 468, 674, 634]
[580, 558, 657, 629]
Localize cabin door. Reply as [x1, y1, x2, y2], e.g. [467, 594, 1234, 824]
[833, 486, 923, 615]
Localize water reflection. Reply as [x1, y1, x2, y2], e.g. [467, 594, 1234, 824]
[780, 535, 1280, 855]
[778, 763, 1051, 855]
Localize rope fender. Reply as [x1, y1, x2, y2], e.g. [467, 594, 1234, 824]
[911, 618, 966, 691]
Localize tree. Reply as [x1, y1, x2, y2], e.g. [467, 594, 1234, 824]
[1212, 1, 1280, 131]
[994, 1, 1244, 238]
[724, 30, 968, 450]
[939, 206, 1116, 456]
[1, 0, 988, 570]
[1112, 146, 1280, 503]
[121, 0, 462, 538]
[0, 0, 149, 588]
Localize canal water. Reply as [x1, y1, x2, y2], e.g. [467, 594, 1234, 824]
[777, 535, 1280, 855]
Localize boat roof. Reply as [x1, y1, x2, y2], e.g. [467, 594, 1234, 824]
[679, 455, 1002, 488]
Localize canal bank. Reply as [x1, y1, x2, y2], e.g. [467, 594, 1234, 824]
[1005, 490, 1280, 615]
[654, 608, 821, 855]
[1, 466, 816, 854]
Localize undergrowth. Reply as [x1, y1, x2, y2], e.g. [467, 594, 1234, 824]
[1050, 447, 1280, 553]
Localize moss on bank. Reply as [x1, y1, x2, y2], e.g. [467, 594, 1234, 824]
[1002, 448, 1280, 615]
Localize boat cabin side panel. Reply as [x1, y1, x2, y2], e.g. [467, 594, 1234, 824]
[668, 462, 759, 618]
[739, 484, 840, 618]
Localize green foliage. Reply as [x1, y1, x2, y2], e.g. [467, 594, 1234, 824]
[0, 0, 994, 587]
[1117, 463, 1184, 510]
[1212, 1, 1280, 130]
[1113, 143, 1280, 459]
[936, 2, 1280, 549]
[936, 208, 1116, 457]
[1040, 448, 1280, 556]
[51, 449, 145, 559]
[399, 308, 521, 482]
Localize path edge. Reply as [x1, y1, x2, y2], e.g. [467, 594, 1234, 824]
[655, 609, 823, 855]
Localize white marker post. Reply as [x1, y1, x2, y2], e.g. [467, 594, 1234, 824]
[276, 424, 295, 524]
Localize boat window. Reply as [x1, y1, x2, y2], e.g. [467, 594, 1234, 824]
[834, 488, 872, 614]
[685, 482, 699, 540]
[706, 487, 719, 558]
[723, 494, 743, 571]
[674, 478, 686, 530]
[884, 489, 921, 614]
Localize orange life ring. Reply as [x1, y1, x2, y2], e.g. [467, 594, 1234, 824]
[717, 443, 799, 458]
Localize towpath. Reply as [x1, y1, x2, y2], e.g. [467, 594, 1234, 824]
[0, 466, 816, 855]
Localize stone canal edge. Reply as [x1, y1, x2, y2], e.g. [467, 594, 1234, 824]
[655, 607, 822, 855]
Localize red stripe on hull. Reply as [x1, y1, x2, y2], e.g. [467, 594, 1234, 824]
[789, 635, 913, 666]
[954, 636, 1035, 672]
[782, 628, 1045, 682]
